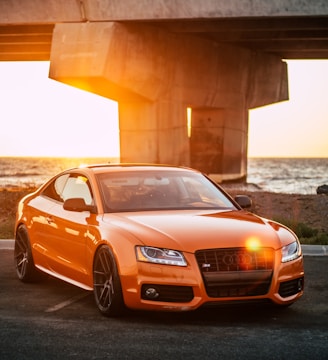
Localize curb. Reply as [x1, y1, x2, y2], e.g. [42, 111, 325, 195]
[0, 239, 15, 250]
[0, 240, 327, 256]
[301, 244, 327, 256]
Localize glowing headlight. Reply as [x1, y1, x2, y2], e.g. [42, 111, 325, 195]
[136, 246, 187, 266]
[281, 241, 302, 263]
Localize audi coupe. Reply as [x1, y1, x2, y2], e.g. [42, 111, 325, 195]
[14, 164, 304, 316]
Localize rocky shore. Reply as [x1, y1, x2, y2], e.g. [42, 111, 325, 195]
[1, 185, 327, 239]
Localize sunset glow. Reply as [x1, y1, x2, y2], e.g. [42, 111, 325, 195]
[187, 107, 192, 138]
[0, 62, 119, 158]
[0, 60, 327, 158]
[248, 60, 328, 158]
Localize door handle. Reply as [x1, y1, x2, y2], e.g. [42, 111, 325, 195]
[46, 216, 54, 224]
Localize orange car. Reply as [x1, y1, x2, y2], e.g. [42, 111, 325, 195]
[14, 164, 304, 316]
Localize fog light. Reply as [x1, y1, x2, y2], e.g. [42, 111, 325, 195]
[145, 287, 159, 299]
[297, 278, 304, 291]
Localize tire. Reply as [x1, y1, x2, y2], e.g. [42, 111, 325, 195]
[93, 245, 125, 317]
[14, 226, 44, 282]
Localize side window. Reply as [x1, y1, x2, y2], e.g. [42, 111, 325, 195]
[42, 174, 70, 202]
[42, 173, 93, 205]
[61, 175, 93, 206]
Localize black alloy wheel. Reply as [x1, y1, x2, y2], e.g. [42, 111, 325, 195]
[14, 226, 43, 282]
[93, 245, 125, 317]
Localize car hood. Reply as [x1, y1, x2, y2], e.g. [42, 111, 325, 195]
[103, 210, 295, 252]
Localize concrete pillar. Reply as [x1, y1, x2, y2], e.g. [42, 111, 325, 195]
[119, 100, 190, 165]
[190, 106, 248, 181]
[220, 107, 248, 180]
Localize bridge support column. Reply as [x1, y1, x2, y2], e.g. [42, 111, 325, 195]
[190, 106, 248, 181]
[119, 100, 190, 165]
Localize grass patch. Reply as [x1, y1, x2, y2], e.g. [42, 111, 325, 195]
[300, 232, 328, 245]
[273, 217, 328, 245]
[0, 219, 15, 239]
[0, 187, 36, 239]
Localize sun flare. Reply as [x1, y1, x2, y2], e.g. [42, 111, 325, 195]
[245, 237, 261, 251]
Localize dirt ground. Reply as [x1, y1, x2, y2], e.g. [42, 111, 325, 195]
[224, 186, 328, 233]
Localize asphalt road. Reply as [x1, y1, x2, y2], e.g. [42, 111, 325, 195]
[0, 249, 327, 360]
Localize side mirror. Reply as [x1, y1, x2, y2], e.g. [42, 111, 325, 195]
[234, 195, 252, 209]
[63, 198, 95, 213]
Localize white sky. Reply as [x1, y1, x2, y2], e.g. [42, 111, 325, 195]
[248, 60, 328, 157]
[0, 61, 119, 158]
[0, 60, 327, 158]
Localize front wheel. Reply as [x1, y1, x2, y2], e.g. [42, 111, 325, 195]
[14, 226, 43, 282]
[93, 245, 125, 317]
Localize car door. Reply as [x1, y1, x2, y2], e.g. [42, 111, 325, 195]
[40, 173, 96, 287]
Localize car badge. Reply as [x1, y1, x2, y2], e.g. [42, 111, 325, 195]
[202, 263, 211, 268]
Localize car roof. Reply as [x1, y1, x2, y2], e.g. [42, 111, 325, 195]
[71, 163, 198, 175]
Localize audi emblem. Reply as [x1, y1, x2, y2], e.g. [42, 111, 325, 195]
[222, 253, 253, 266]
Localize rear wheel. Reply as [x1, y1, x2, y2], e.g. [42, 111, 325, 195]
[14, 226, 43, 282]
[93, 245, 125, 317]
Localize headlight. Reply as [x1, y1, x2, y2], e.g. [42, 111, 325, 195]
[136, 246, 187, 266]
[281, 241, 302, 263]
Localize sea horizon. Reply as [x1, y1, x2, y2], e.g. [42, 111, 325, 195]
[1, 155, 327, 159]
[0, 156, 327, 195]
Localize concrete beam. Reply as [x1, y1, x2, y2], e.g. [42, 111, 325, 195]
[49, 22, 172, 102]
[0, 0, 82, 23]
[1, 0, 328, 25]
[50, 22, 287, 105]
[248, 53, 289, 109]
[83, 0, 328, 20]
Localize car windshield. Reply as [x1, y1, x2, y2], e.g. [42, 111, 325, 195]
[97, 170, 236, 213]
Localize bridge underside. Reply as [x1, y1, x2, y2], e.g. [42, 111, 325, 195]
[1, 13, 327, 180]
[47, 22, 287, 180]
[1, 16, 328, 61]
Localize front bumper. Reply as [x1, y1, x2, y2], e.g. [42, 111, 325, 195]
[121, 249, 304, 312]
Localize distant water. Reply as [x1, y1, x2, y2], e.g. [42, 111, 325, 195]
[0, 157, 117, 189]
[0, 157, 327, 194]
[247, 157, 328, 194]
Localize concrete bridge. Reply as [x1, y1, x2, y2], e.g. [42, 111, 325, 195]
[1, 1, 328, 181]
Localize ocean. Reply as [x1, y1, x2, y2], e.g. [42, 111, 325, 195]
[246, 157, 328, 194]
[0, 157, 327, 195]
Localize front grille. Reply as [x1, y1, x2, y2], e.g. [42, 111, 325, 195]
[279, 277, 304, 298]
[141, 284, 194, 302]
[196, 247, 274, 272]
[195, 247, 274, 298]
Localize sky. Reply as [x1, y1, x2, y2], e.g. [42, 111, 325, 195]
[0, 61, 119, 158]
[248, 60, 328, 157]
[0, 60, 327, 158]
